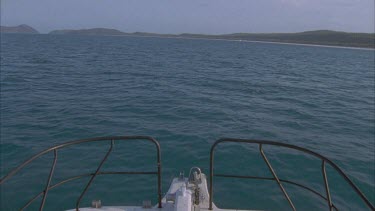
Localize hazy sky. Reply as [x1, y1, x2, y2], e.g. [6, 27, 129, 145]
[1, 0, 374, 34]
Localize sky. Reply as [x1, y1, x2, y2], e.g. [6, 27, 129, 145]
[1, 0, 374, 34]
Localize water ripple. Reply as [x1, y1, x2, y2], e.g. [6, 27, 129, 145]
[1, 34, 374, 210]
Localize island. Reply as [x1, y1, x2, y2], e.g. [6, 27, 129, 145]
[178, 30, 375, 49]
[49, 28, 124, 36]
[2, 24, 373, 48]
[0, 24, 39, 34]
[49, 28, 374, 49]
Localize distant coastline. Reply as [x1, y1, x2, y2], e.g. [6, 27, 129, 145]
[0, 24, 39, 34]
[2, 24, 374, 49]
[122, 34, 375, 51]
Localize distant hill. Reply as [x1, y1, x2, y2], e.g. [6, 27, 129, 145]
[172, 30, 374, 48]
[49, 28, 125, 36]
[47, 27, 374, 48]
[0, 24, 39, 34]
[1, 25, 373, 48]
[210, 30, 375, 48]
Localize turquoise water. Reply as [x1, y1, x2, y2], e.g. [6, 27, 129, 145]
[1, 34, 374, 210]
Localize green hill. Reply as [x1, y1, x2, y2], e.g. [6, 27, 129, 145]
[49, 28, 125, 36]
[47, 27, 374, 48]
[0, 24, 39, 34]
[213, 30, 374, 48]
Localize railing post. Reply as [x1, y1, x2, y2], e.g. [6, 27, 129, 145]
[209, 141, 216, 210]
[157, 161, 162, 208]
[259, 144, 296, 211]
[76, 140, 114, 210]
[322, 160, 333, 211]
[156, 141, 162, 208]
[39, 149, 58, 211]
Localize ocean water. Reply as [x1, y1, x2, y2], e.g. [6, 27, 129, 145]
[0, 34, 374, 210]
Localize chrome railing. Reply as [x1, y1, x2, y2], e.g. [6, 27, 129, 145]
[209, 138, 375, 211]
[0, 136, 162, 211]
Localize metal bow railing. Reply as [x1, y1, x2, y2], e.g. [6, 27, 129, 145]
[209, 138, 375, 211]
[1, 136, 373, 211]
[0, 136, 162, 211]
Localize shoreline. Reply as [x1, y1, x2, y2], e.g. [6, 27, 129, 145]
[97, 33, 375, 51]
[124, 34, 375, 51]
[3, 32, 374, 50]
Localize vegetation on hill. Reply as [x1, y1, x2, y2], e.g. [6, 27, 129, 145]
[49, 28, 124, 36]
[210, 30, 375, 48]
[0, 24, 39, 34]
[2, 24, 374, 48]
[48, 28, 375, 48]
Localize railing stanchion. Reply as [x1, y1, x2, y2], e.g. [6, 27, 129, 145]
[209, 140, 217, 210]
[259, 144, 296, 211]
[155, 139, 162, 208]
[76, 140, 114, 210]
[39, 149, 58, 211]
[322, 160, 333, 211]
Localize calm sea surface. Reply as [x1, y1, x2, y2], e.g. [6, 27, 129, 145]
[1, 34, 374, 210]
